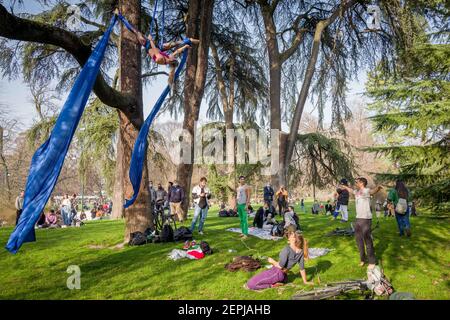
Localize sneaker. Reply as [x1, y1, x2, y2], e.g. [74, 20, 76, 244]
[199, 231, 204, 235]
[340, 220, 348, 223]
[405, 228, 411, 237]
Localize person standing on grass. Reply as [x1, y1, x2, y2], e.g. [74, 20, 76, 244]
[300, 198, 305, 212]
[276, 185, 288, 215]
[148, 180, 157, 207]
[61, 194, 72, 226]
[15, 190, 24, 225]
[339, 177, 382, 269]
[245, 230, 313, 290]
[236, 175, 251, 239]
[387, 180, 412, 237]
[168, 180, 185, 223]
[263, 182, 275, 210]
[333, 178, 350, 222]
[190, 177, 212, 235]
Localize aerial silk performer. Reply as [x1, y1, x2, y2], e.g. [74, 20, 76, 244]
[5, 14, 118, 254]
[118, 3, 198, 208]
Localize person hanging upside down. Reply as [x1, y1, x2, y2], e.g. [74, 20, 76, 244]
[115, 9, 199, 86]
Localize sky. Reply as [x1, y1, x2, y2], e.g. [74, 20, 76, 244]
[0, 1, 369, 132]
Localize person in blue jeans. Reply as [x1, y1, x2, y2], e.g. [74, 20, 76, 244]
[190, 177, 212, 235]
[387, 180, 412, 237]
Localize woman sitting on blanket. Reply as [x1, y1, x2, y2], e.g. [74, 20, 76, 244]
[116, 9, 199, 86]
[245, 229, 313, 290]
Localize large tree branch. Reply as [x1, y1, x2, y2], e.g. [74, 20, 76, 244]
[0, 4, 136, 113]
[284, 0, 359, 169]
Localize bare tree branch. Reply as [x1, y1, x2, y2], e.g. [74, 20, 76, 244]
[0, 4, 136, 114]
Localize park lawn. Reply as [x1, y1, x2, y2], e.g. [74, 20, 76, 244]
[0, 201, 448, 300]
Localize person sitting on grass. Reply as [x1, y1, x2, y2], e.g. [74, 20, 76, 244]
[45, 210, 59, 228]
[283, 206, 299, 231]
[245, 229, 313, 290]
[311, 200, 320, 214]
[325, 201, 333, 216]
[253, 201, 270, 229]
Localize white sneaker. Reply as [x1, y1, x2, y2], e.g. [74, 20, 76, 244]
[199, 231, 204, 235]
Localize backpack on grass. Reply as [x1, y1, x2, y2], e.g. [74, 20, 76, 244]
[396, 198, 408, 214]
[173, 226, 193, 242]
[271, 222, 285, 237]
[366, 265, 394, 296]
[129, 232, 148, 246]
[160, 224, 174, 242]
[200, 241, 213, 255]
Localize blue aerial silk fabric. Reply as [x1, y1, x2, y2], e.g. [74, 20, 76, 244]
[5, 15, 118, 254]
[124, 38, 191, 208]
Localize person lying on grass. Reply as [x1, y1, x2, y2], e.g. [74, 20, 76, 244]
[244, 229, 313, 290]
[115, 9, 199, 87]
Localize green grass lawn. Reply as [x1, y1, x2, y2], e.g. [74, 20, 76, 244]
[0, 202, 449, 300]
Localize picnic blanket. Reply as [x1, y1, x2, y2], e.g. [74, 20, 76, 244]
[227, 227, 282, 241]
[308, 248, 333, 259]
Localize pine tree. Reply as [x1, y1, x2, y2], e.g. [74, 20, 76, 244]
[366, 40, 450, 213]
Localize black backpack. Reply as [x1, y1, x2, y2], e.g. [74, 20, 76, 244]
[160, 224, 174, 242]
[129, 231, 148, 246]
[173, 226, 193, 242]
[293, 213, 300, 229]
[200, 241, 213, 255]
[218, 210, 229, 217]
[271, 222, 285, 237]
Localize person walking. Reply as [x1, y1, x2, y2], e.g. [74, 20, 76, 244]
[340, 178, 382, 268]
[263, 183, 275, 210]
[236, 175, 251, 239]
[168, 180, 185, 223]
[15, 190, 24, 225]
[387, 180, 412, 237]
[276, 185, 288, 215]
[334, 178, 350, 222]
[190, 177, 212, 235]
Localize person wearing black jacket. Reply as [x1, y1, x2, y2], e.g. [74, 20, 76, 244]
[263, 183, 275, 210]
[334, 178, 350, 222]
[168, 181, 185, 222]
[253, 201, 270, 229]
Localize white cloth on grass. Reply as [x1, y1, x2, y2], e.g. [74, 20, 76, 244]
[307, 248, 333, 259]
[168, 249, 196, 261]
[227, 227, 282, 240]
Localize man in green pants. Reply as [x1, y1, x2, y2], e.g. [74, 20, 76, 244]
[236, 175, 251, 239]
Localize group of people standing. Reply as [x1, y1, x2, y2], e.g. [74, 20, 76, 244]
[148, 180, 187, 223]
[263, 183, 289, 215]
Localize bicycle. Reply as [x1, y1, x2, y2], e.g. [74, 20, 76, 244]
[152, 200, 177, 233]
[292, 280, 371, 300]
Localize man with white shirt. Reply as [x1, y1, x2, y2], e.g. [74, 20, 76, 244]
[190, 177, 212, 235]
[340, 177, 382, 269]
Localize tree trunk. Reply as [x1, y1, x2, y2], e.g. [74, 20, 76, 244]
[119, 0, 152, 241]
[0, 126, 12, 201]
[261, 6, 285, 189]
[176, 0, 214, 216]
[285, 23, 324, 173]
[111, 127, 124, 219]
